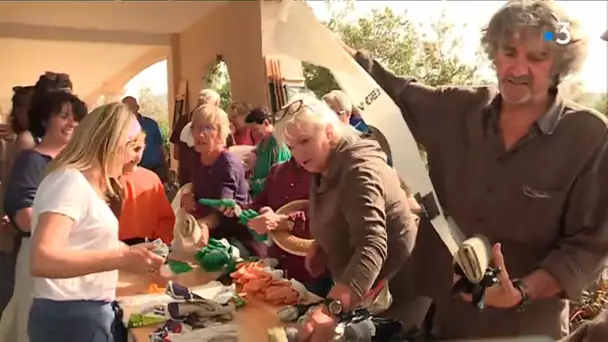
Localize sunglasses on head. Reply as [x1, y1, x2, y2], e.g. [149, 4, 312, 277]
[275, 99, 306, 123]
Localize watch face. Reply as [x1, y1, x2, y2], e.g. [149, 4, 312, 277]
[328, 300, 343, 315]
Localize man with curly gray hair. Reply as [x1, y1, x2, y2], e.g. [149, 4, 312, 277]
[341, 0, 608, 340]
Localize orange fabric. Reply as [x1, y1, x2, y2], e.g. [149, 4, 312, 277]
[118, 167, 175, 243]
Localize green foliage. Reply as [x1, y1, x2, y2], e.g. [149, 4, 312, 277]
[136, 86, 170, 156]
[577, 92, 607, 116]
[203, 60, 232, 111]
[304, 8, 490, 97]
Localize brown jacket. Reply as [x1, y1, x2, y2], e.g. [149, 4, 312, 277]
[308, 137, 417, 302]
[355, 50, 608, 339]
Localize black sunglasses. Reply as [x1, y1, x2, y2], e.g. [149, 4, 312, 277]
[275, 99, 306, 123]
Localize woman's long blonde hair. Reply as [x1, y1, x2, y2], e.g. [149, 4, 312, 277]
[47, 102, 136, 198]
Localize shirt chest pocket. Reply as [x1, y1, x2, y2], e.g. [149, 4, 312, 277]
[503, 183, 569, 243]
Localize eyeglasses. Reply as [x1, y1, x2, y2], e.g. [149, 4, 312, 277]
[275, 99, 305, 123]
[192, 124, 217, 135]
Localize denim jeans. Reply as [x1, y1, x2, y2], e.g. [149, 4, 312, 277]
[28, 298, 118, 342]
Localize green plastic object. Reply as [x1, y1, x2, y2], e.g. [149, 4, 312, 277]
[239, 208, 267, 242]
[198, 198, 237, 208]
[167, 260, 193, 274]
[195, 238, 238, 273]
[199, 198, 267, 242]
[127, 313, 166, 328]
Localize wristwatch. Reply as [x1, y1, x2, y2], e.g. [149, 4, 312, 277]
[322, 298, 344, 317]
[512, 279, 531, 311]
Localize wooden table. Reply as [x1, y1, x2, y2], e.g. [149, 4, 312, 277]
[117, 269, 286, 342]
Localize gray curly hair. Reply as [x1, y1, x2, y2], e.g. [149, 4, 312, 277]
[481, 0, 588, 86]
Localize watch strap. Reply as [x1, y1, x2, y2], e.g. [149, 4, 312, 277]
[512, 279, 531, 311]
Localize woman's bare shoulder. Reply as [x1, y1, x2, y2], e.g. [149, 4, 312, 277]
[14, 131, 35, 151]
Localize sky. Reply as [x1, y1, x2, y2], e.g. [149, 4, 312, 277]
[124, 0, 608, 97]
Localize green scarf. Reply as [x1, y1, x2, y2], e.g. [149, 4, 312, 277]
[250, 135, 291, 196]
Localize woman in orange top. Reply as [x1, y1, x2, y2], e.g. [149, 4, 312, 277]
[119, 132, 174, 245]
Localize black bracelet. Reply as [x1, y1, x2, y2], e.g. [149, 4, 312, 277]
[511, 279, 531, 311]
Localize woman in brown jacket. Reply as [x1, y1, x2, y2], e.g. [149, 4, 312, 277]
[270, 95, 418, 341]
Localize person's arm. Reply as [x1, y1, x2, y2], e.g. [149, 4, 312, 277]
[197, 156, 244, 230]
[154, 178, 176, 244]
[170, 116, 188, 161]
[31, 213, 125, 278]
[152, 121, 168, 167]
[13, 132, 35, 157]
[335, 164, 389, 306]
[527, 134, 608, 300]
[30, 171, 125, 278]
[249, 163, 279, 211]
[172, 144, 180, 161]
[4, 152, 47, 233]
[347, 46, 448, 147]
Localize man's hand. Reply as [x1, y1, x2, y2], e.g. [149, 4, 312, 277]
[456, 243, 522, 309]
[297, 306, 338, 342]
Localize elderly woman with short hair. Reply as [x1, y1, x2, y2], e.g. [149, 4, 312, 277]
[180, 105, 265, 257]
[323, 90, 369, 133]
[268, 95, 417, 341]
[227, 101, 258, 146]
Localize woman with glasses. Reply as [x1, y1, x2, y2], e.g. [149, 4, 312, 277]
[323, 90, 369, 134]
[179, 105, 266, 257]
[270, 96, 418, 341]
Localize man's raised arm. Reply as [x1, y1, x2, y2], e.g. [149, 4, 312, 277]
[341, 42, 447, 148]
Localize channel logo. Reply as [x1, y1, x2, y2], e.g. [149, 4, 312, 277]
[543, 21, 571, 45]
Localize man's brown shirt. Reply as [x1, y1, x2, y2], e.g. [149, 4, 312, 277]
[355, 50, 608, 339]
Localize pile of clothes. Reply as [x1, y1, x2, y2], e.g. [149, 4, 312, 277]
[117, 280, 243, 342]
[230, 260, 308, 306]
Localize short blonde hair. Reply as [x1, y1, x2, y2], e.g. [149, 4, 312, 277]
[274, 95, 358, 145]
[198, 89, 221, 106]
[47, 102, 135, 198]
[191, 104, 230, 144]
[228, 101, 251, 118]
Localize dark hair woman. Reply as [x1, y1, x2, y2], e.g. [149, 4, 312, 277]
[0, 90, 86, 342]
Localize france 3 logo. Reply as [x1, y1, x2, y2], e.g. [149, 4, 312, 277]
[543, 21, 572, 45]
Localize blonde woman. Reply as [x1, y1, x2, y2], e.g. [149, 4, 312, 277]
[171, 89, 220, 186]
[272, 96, 417, 341]
[179, 105, 265, 256]
[27, 103, 165, 342]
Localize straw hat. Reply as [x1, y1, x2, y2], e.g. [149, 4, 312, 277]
[271, 200, 314, 256]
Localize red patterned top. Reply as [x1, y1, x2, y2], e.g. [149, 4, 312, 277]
[249, 158, 319, 283]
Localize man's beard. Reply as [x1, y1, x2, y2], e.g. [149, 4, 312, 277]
[499, 75, 534, 104]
